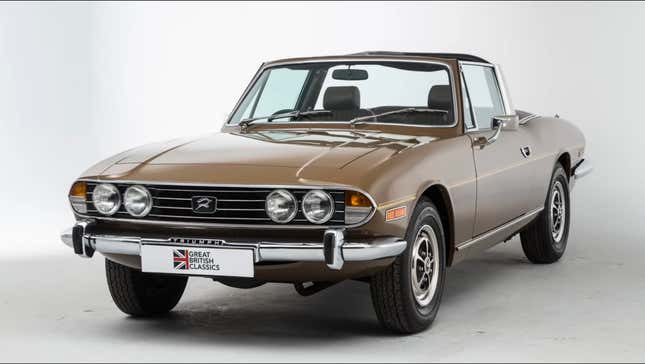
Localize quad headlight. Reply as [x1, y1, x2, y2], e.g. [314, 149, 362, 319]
[124, 185, 152, 217]
[302, 190, 334, 224]
[265, 189, 298, 223]
[92, 183, 121, 216]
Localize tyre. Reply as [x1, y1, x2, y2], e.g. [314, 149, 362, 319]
[370, 198, 446, 334]
[105, 258, 188, 316]
[520, 163, 570, 264]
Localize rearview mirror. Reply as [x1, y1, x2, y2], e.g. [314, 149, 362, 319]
[492, 115, 519, 131]
[332, 68, 368, 81]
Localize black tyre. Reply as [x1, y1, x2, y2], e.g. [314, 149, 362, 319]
[369, 198, 446, 334]
[520, 163, 570, 264]
[105, 258, 188, 316]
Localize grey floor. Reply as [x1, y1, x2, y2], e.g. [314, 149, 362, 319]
[1, 224, 644, 362]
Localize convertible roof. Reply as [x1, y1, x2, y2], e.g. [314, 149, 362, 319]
[350, 51, 490, 64]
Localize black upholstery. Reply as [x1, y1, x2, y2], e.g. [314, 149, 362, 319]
[427, 85, 452, 112]
[323, 86, 361, 110]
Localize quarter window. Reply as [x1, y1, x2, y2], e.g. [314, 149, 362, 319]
[461, 64, 505, 130]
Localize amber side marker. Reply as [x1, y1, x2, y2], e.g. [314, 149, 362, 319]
[385, 206, 407, 221]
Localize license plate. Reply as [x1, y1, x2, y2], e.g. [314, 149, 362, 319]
[141, 245, 254, 278]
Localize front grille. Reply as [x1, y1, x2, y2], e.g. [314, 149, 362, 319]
[84, 182, 346, 226]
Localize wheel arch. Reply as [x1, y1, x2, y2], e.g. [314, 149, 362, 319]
[557, 152, 571, 180]
[419, 184, 456, 267]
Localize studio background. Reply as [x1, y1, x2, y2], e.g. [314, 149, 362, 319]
[1, 1, 643, 362]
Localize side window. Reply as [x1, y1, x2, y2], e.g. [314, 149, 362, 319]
[248, 68, 308, 118]
[461, 64, 504, 130]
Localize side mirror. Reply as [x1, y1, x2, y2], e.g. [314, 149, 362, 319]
[492, 114, 519, 131]
[473, 114, 519, 148]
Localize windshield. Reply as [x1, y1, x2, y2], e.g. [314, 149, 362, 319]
[228, 61, 455, 127]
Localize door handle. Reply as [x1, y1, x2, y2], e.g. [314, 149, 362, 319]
[521, 146, 532, 158]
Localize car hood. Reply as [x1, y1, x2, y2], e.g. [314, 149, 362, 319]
[84, 129, 437, 186]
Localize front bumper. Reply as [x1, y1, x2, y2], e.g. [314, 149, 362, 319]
[60, 222, 407, 271]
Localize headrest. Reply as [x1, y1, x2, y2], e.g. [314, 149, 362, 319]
[428, 85, 452, 111]
[323, 86, 360, 110]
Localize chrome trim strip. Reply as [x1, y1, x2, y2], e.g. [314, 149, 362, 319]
[519, 114, 540, 125]
[60, 226, 407, 269]
[76, 179, 377, 229]
[456, 207, 544, 251]
[225, 57, 459, 129]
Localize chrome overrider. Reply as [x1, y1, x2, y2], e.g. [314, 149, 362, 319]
[60, 221, 407, 271]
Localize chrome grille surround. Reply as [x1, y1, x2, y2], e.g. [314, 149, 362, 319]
[75, 180, 375, 228]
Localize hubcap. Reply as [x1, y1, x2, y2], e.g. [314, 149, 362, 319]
[410, 225, 440, 307]
[550, 181, 566, 243]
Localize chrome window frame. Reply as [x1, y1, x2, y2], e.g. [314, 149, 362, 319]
[225, 57, 459, 129]
[459, 61, 513, 132]
[72, 179, 378, 230]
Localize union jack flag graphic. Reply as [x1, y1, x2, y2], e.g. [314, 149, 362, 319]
[173, 249, 190, 270]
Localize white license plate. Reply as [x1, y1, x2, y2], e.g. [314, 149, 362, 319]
[141, 245, 254, 278]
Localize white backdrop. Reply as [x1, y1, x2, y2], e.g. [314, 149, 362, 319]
[1, 1, 643, 257]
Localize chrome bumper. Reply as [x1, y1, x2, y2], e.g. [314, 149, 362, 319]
[573, 158, 593, 179]
[571, 158, 593, 189]
[60, 223, 407, 271]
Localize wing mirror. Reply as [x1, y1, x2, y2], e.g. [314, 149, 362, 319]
[473, 114, 519, 148]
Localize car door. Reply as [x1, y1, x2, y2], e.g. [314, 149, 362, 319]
[461, 63, 535, 236]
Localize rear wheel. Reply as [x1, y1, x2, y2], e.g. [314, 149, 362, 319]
[105, 259, 188, 316]
[369, 198, 446, 334]
[521, 163, 570, 263]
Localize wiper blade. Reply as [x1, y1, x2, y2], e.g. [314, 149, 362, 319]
[349, 107, 448, 126]
[238, 110, 332, 129]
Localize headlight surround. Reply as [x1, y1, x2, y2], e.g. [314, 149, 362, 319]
[302, 190, 335, 224]
[344, 191, 374, 225]
[265, 189, 297, 223]
[124, 185, 152, 217]
[68, 181, 87, 214]
[92, 183, 121, 216]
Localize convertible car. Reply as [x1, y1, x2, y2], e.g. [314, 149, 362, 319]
[61, 51, 591, 333]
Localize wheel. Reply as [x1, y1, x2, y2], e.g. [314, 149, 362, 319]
[520, 163, 570, 264]
[369, 198, 446, 334]
[105, 258, 188, 316]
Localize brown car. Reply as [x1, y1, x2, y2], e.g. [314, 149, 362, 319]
[61, 51, 592, 333]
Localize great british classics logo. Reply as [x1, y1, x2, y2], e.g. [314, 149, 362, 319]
[173, 249, 220, 271]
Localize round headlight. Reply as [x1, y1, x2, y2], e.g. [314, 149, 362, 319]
[92, 183, 121, 216]
[265, 189, 297, 223]
[302, 190, 335, 224]
[124, 185, 152, 217]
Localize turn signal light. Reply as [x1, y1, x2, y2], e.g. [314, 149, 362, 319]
[69, 181, 87, 213]
[346, 191, 371, 207]
[69, 181, 87, 198]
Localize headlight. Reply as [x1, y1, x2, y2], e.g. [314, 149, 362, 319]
[265, 189, 297, 223]
[302, 190, 334, 224]
[92, 183, 121, 216]
[345, 191, 374, 225]
[68, 181, 87, 213]
[124, 185, 152, 217]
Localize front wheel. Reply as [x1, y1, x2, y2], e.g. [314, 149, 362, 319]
[520, 163, 571, 264]
[369, 198, 446, 334]
[105, 259, 188, 316]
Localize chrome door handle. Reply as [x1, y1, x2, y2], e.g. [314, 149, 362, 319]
[521, 146, 532, 158]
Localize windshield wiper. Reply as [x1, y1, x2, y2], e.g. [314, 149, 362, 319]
[238, 110, 332, 130]
[349, 107, 448, 126]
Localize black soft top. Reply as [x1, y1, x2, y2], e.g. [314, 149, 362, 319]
[350, 51, 490, 64]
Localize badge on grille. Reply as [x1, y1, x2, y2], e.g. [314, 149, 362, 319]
[191, 196, 217, 214]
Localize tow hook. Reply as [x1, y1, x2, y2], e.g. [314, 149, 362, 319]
[293, 282, 337, 296]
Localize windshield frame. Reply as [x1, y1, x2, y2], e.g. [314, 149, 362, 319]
[225, 57, 459, 129]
